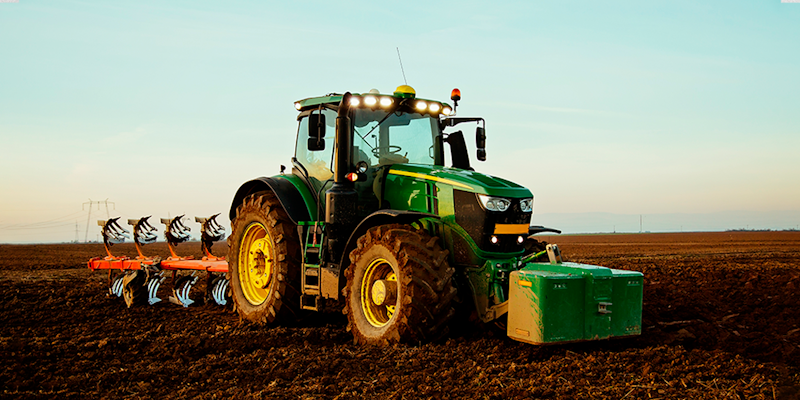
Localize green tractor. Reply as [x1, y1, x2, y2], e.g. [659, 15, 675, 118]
[227, 85, 643, 345]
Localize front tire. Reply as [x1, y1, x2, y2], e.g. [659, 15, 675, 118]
[227, 192, 301, 324]
[344, 224, 456, 345]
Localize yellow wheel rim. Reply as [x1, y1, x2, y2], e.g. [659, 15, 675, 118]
[360, 258, 398, 328]
[237, 222, 274, 305]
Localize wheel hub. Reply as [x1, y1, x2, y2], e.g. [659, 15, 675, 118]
[371, 279, 397, 306]
[238, 223, 274, 305]
[248, 238, 272, 289]
[360, 258, 398, 328]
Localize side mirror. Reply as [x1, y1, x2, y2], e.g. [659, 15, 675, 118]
[307, 113, 326, 151]
[476, 126, 486, 161]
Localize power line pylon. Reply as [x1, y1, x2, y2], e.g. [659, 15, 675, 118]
[82, 199, 115, 243]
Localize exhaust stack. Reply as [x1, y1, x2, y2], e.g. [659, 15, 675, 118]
[325, 92, 359, 265]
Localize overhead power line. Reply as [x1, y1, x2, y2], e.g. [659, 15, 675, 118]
[0, 210, 85, 230]
[0, 222, 77, 231]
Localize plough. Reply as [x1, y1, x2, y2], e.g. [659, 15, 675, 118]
[87, 214, 230, 308]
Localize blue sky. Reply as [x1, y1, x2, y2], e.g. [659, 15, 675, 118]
[1, 0, 798, 242]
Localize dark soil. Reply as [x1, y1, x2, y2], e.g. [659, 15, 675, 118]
[2, 232, 800, 399]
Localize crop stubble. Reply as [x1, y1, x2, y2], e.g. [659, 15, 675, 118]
[1, 232, 799, 399]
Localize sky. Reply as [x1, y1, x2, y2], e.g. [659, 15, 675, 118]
[1, 0, 799, 243]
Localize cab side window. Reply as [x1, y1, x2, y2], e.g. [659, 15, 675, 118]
[295, 109, 337, 185]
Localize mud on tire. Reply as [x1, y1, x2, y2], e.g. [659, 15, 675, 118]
[344, 224, 456, 345]
[227, 192, 301, 324]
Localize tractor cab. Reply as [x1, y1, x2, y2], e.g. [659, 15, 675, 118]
[292, 86, 486, 219]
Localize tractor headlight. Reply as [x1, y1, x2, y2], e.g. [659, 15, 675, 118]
[478, 195, 511, 212]
[519, 198, 533, 213]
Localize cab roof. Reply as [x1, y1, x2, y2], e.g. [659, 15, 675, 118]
[294, 86, 453, 117]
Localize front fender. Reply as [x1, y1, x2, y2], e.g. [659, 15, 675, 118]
[336, 210, 440, 292]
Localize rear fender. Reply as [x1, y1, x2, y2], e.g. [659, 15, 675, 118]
[229, 176, 316, 224]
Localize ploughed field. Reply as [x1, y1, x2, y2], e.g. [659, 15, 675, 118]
[1, 232, 799, 399]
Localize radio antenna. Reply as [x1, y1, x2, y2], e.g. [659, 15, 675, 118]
[396, 47, 408, 85]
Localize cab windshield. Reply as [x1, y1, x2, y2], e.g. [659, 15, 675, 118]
[352, 110, 438, 167]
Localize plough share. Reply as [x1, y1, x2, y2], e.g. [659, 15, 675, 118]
[87, 214, 230, 308]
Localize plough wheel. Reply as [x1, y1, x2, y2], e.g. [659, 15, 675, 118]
[122, 270, 147, 308]
[227, 192, 301, 324]
[344, 224, 456, 345]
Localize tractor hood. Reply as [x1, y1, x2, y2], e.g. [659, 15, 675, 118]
[387, 164, 533, 198]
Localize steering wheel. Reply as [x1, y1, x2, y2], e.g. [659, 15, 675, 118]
[371, 145, 402, 157]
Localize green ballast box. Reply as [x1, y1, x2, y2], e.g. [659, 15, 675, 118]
[507, 262, 643, 344]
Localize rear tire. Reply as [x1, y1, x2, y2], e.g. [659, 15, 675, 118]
[344, 224, 456, 345]
[227, 192, 301, 324]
